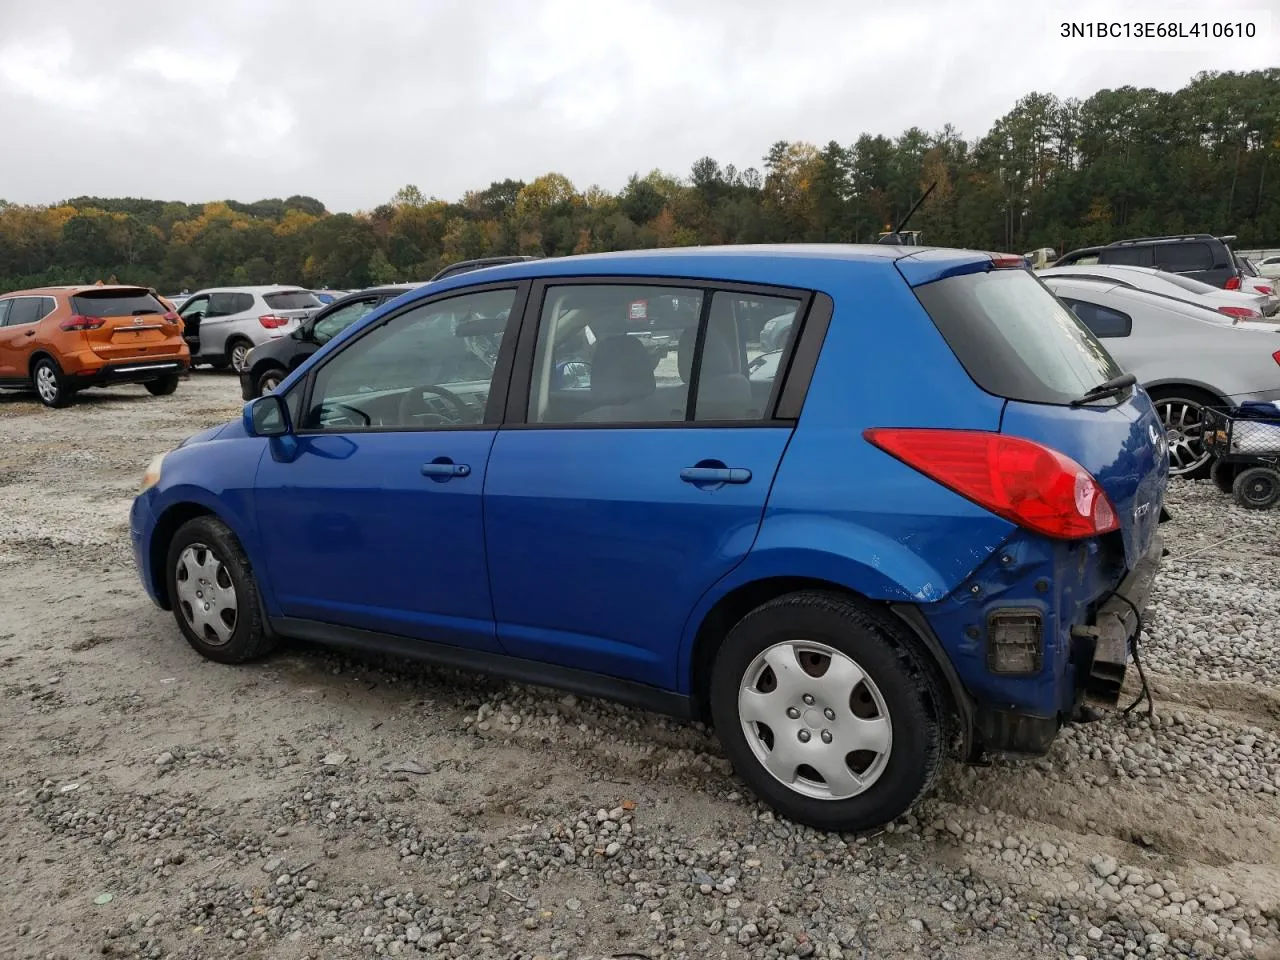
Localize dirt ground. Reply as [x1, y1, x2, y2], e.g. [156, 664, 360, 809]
[0, 372, 1277, 960]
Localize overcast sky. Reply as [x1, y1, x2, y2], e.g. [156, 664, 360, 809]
[0, 0, 1274, 212]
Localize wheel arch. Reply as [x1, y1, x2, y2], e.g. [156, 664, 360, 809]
[28, 350, 59, 377]
[1142, 380, 1228, 405]
[147, 502, 217, 609]
[684, 574, 972, 755]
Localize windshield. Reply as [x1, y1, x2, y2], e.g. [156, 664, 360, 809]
[914, 268, 1122, 406]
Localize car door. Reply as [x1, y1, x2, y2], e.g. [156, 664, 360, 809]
[199, 292, 246, 357]
[0, 297, 49, 379]
[178, 295, 209, 353]
[483, 279, 810, 690]
[252, 282, 527, 652]
[0, 298, 18, 379]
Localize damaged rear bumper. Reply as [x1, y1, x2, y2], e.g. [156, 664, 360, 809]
[1072, 530, 1165, 704]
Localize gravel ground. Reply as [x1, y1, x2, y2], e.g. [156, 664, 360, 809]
[1, 374, 1278, 960]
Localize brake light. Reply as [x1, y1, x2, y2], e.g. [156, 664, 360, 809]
[1273, 350, 1280, 367]
[989, 254, 1028, 269]
[1218, 305, 1260, 319]
[1225, 277, 1242, 290]
[60, 314, 105, 331]
[863, 428, 1119, 539]
[1256, 284, 1273, 295]
[163, 311, 179, 324]
[259, 314, 289, 329]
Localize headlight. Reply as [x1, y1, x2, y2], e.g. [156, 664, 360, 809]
[140, 452, 167, 493]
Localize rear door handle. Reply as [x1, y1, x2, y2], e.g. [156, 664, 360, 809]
[421, 461, 471, 478]
[680, 466, 751, 484]
[24, 330, 35, 337]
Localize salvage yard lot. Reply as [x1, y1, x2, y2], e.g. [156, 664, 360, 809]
[1, 374, 1278, 960]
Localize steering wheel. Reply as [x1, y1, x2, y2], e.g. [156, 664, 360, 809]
[398, 383, 472, 426]
[317, 402, 372, 428]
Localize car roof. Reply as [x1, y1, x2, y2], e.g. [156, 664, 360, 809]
[1, 284, 153, 296]
[420, 244, 990, 295]
[324, 285, 419, 305]
[188, 285, 310, 294]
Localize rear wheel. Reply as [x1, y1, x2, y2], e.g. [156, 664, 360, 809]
[1147, 387, 1219, 480]
[226, 338, 253, 373]
[145, 375, 180, 397]
[709, 590, 944, 832]
[32, 357, 74, 409]
[1233, 466, 1280, 510]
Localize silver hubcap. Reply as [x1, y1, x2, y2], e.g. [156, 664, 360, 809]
[174, 543, 238, 646]
[35, 366, 58, 403]
[230, 344, 250, 372]
[261, 374, 281, 393]
[738, 641, 893, 801]
[1156, 399, 1210, 475]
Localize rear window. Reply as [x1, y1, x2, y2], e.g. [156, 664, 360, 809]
[1154, 242, 1214, 272]
[914, 268, 1122, 406]
[70, 289, 167, 318]
[264, 291, 322, 310]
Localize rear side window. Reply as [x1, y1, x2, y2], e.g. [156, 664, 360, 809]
[71, 289, 166, 318]
[0, 300, 10, 325]
[1099, 246, 1153, 267]
[1154, 242, 1213, 272]
[264, 291, 322, 310]
[1060, 298, 1132, 338]
[914, 268, 1121, 406]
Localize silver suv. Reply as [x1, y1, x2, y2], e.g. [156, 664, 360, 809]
[178, 286, 322, 371]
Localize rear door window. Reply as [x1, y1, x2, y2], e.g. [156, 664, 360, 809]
[70, 289, 166, 317]
[264, 291, 322, 310]
[1154, 242, 1213, 272]
[914, 268, 1121, 406]
[1099, 246, 1154, 267]
[0, 300, 12, 325]
[1060, 298, 1133, 338]
[207, 293, 243, 317]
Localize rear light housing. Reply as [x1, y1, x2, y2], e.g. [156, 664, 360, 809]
[1273, 350, 1280, 367]
[1225, 276, 1242, 290]
[259, 314, 290, 329]
[863, 428, 1119, 539]
[989, 254, 1029, 269]
[1218, 305, 1260, 319]
[60, 314, 105, 331]
[1256, 284, 1273, 295]
[163, 311, 180, 325]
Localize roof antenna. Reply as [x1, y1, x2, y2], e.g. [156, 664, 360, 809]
[876, 182, 937, 245]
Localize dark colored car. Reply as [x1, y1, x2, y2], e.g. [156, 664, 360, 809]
[134, 245, 1169, 833]
[429, 256, 539, 282]
[239, 286, 418, 399]
[1055, 234, 1242, 288]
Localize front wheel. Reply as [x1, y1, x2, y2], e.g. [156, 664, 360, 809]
[255, 366, 286, 396]
[709, 591, 945, 832]
[165, 516, 276, 664]
[145, 375, 180, 397]
[1233, 466, 1280, 510]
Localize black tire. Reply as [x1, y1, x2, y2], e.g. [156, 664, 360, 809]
[1147, 386, 1220, 481]
[1233, 466, 1280, 511]
[226, 338, 253, 373]
[1211, 460, 1238, 495]
[164, 516, 276, 664]
[31, 356, 75, 409]
[144, 375, 180, 397]
[255, 365, 287, 397]
[709, 590, 946, 832]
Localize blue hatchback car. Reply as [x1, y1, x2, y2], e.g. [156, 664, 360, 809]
[131, 245, 1169, 831]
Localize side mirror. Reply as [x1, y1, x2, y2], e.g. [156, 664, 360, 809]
[244, 394, 291, 438]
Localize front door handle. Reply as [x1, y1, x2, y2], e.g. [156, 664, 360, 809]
[422, 460, 471, 479]
[680, 466, 751, 484]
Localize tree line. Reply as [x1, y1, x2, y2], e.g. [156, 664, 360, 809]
[1, 69, 1276, 294]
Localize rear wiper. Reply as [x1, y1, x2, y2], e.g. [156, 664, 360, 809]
[132, 309, 161, 315]
[1069, 373, 1137, 407]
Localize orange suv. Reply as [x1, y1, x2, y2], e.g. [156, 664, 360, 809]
[0, 285, 190, 408]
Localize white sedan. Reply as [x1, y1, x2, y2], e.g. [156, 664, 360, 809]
[1039, 264, 1274, 319]
[1042, 274, 1280, 479]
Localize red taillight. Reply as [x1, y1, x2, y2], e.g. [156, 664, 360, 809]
[259, 314, 289, 329]
[1225, 276, 1242, 290]
[60, 314, 105, 331]
[989, 254, 1028, 269]
[1256, 284, 1273, 295]
[1273, 350, 1280, 367]
[863, 428, 1119, 540]
[1218, 305, 1260, 319]
[163, 311, 179, 324]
